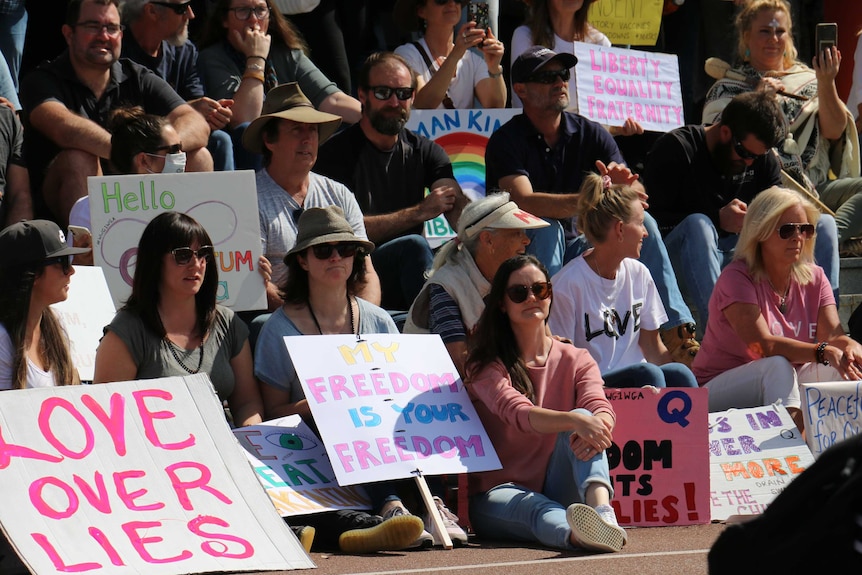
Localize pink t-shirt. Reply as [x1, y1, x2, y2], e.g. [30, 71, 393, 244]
[692, 260, 834, 384]
[466, 340, 614, 496]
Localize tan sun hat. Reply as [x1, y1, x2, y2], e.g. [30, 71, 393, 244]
[458, 192, 549, 240]
[243, 82, 342, 154]
[284, 206, 375, 264]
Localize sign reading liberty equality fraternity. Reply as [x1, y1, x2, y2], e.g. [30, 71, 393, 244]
[605, 387, 709, 527]
[235, 415, 372, 516]
[0, 374, 312, 574]
[709, 404, 814, 521]
[88, 171, 266, 312]
[286, 334, 502, 486]
[574, 43, 683, 133]
[801, 381, 862, 458]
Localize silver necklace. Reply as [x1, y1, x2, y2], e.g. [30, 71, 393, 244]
[766, 275, 791, 314]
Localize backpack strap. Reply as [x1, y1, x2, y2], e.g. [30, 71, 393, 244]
[411, 41, 455, 109]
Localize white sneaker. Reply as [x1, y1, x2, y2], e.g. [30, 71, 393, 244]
[423, 496, 468, 547]
[566, 503, 626, 553]
[382, 505, 433, 549]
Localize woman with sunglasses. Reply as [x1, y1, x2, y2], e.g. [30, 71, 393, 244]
[692, 187, 862, 431]
[0, 220, 90, 389]
[392, 0, 506, 109]
[94, 211, 264, 428]
[547, 174, 697, 389]
[464, 254, 626, 553]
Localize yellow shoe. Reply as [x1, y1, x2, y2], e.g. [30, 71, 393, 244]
[661, 323, 700, 368]
[338, 515, 425, 554]
[291, 525, 315, 553]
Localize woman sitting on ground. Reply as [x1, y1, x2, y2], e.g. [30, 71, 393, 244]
[548, 173, 697, 388]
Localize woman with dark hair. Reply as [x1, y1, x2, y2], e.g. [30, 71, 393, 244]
[465, 254, 627, 553]
[0, 220, 90, 389]
[93, 211, 264, 428]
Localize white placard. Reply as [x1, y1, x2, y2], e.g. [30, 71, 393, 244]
[286, 334, 502, 486]
[801, 381, 862, 458]
[88, 171, 266, 312]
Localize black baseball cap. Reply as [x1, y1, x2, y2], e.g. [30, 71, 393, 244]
[511, 46, 578, 84]
[0, 220, 90, 268]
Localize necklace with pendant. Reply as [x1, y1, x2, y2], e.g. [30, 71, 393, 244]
[308, 294, 356, 336]
[766, 275, 791, 315]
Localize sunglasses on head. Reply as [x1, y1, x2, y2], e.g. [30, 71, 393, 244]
[777, 223, 815, 240]
[44, 255, 72, 274]
[369, 86, 415, 101]
[149, 1, 192, 14]
[171, 245, 214, 265]
[527, 68, 570, 84]
[506, 281, 552, 304]
[732, 138, 764, 161]
[310, 243, 359, 260]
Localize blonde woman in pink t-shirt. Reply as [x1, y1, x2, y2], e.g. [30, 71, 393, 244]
[692, 187, 862, 431]
[465, 254, 627, 553]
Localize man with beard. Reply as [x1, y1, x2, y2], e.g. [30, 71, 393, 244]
[486, 46, 700, 367]
[121, 0, 234, 170]
[316, 51, 468, 311]
[19, 0, 211, 226]
[643, 90, 839, 330]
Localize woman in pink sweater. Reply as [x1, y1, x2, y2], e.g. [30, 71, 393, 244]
[465, 254, 626, 553]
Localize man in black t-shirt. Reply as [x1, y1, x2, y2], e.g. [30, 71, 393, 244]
[643, 90, 839, 330]
[317, 51, 469, 311]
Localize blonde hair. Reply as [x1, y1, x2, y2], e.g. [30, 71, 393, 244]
[734, 186, 819, 285]
[576, 173, 640, 244]
[736, 0, 798, 70]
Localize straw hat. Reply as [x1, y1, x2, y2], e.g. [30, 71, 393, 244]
[284, 206, 375, 263]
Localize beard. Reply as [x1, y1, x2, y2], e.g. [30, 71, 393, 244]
[167, 23, 189, 47]
[367, 106, 409, 136]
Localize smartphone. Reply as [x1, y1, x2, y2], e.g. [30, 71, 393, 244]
[468, 1, 489, 32]
[68, 225, 92, 246]
[816, 22, 837, 55]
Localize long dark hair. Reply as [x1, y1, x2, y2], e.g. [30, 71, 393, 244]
[122, 212, 218, 338]
[0, 264, 79, 388]
[279, 247, 368, 304]
[526, 0, 596, 48]
[107, 106, 169, 174]
[198, 0, 308, 53]
[465, 255, 550, 402]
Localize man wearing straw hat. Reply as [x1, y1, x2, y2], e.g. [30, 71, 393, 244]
[244, 82, 381, 312]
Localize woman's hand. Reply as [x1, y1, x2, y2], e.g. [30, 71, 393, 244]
[229, 24, 271, 60]
[757, 76, 786, 95]
[453, 21, 485, 58]
[480, 27, 504, 70]
[258, 255, 272, 286]
[812, 46, 841, 85]
[833, 340, 862, 380]
[569, 412, 613, 461]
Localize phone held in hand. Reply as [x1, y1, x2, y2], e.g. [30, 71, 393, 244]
[468, 1, 489, 32]
[816, 22, 837, 56]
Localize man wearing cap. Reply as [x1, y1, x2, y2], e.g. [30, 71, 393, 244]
[315, 51, 469, 311]
[485, 46, 700, 366]
[244, 82, 381, 311]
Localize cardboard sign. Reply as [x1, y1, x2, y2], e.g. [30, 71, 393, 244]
[88, 171, 266, 312]
[234, 415, 372, 516]
[52, 266, 117, 382]
[285, 334, 502, 486]
[574, 43, 683, 132]
[801, 381, 862, 458]
[588, 0, 664, 46]
[605, 387, 710, 526]
[709, 404, 814, 521]
[0, 374, 312, 574]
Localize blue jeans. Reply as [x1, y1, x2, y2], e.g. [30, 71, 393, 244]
[529, 213, 695, 331]
[371, 234, 433, 312]
[603, 362, 698, 388]
[469, 409, 613, 550]
[208, 129, 235, 172]
[0, 1, 26, 92]
[0, 55, 18, 109]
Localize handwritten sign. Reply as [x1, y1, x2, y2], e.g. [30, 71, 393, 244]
[0, 374, 312, 574]
[801, 381, 862, 458]
[285, 334, 501, 486]
[588, 0, 664, 46]
[88, 171, 266, 312]
[605, 387, 709, 526]
[235, 415, 372, 516]
[52, 266, 117, 382]
[575, 43, 683, 132]
[709, 405, 814, 521]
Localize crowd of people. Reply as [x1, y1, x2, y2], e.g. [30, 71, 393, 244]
[1, 0, 861, 561]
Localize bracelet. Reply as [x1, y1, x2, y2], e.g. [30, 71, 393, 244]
[488, 67, 503, 79]
[246, 55, 266, 61]
[242, 70, 265, 83]
[246, 62, 264, 72]
[816, 341, 829, 365]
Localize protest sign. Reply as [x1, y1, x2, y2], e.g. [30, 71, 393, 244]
[0, 374, 312, 574]
[285, 334, 501, 486]
[52, 265, 117, 382]
[574, 43, 683, 132]
[88, 171, 266, 312]
[801, 381, 862, 458]
[235, 415, 372, 516]
[588, 0, 664, 46]
[709, 404, 814, 521]
[605, 387, 709, 527]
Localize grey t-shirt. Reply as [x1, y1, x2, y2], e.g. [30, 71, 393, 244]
[104, 305, 248, 401]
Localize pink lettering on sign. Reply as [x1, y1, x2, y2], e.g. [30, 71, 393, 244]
[39, 398, 96, 459]
[164, 461, 232, 511]
[81, 393, 127, 457]
[132, 389, 195, 450]
[188, 516, 255, 559]
[123, 520, 193, 564]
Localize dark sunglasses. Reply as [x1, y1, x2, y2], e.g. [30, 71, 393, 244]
[310, 243, 360, 260]
[527, 68, 571, 84]
[149, 1, 192, 14]
[732, 139, 764, 161]
[369, 86, 415, 101]
[171, 245, 214, 265]
[44, 255, 72, 274]
[777, 223, 815, 240]
[151, 143, 183, 154]
[506, 281, 552, 304]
